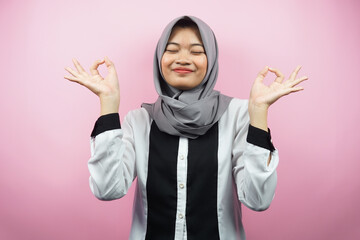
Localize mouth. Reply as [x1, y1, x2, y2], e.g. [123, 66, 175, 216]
[173, 68, 194, 74]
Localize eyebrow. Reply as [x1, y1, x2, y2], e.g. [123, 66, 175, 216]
[166, 42, 204, 48]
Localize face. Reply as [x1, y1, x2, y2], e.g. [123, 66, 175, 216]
[161, 26, 208, 91]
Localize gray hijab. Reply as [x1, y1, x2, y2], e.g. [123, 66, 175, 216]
[141, 15, 232, 139]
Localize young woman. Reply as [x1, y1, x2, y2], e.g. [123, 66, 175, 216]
[64, 15, 307, 240]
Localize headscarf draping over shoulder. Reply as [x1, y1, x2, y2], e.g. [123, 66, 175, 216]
[141, 15, 232, 139]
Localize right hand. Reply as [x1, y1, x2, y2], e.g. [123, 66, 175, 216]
[64, 56, 120, 114]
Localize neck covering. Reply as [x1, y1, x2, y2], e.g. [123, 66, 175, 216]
[141, 15, 232, 139]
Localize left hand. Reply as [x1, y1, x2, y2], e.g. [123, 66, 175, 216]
[249, 65, 308, 110]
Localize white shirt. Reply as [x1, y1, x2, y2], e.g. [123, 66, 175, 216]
[88, 98, 279, 240]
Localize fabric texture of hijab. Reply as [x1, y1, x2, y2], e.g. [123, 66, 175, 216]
[141, 15, 233, 139]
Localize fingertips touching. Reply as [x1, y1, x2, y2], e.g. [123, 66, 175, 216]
[259, 66, 269, 76]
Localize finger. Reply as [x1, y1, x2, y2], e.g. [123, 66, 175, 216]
[65, 67, 80, 78]
[294, 86, 304, 90]
[64, 75, 83, 85]
[289, 65, 302, 81]
[255, 66, 269, 83]
[90, 59, 105, 76]
[289, 86, 304, 93]
[268, 67, 285, 83]
[104, 56, 117, 73]
[72, 58, 86, 74]
[289, 76, 308, 87]
[286, 86, 304, 94]
[275, 87, 304, 100]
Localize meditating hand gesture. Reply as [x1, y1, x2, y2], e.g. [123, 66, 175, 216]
[248, 65, 308, 131]
[64, 56, 120, 115]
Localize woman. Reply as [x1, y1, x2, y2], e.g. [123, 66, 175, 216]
[64, 15, 307, 240]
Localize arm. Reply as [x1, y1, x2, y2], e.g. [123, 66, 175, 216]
[64, 57, 131, 200]
[248, 65, 308, 166]
[232, 65, 308, 211]
[232, 108, 279, 212]
[88, 112, 137, 201]
[248, 106, 272, 166]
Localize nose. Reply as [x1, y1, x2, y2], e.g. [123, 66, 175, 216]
[175, 50, 191, 65]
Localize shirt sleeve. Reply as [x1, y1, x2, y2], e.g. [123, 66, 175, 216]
[88, 112, 137, 201]
[90, 113, 121, 137]
[232, 107, 279, 212]
[246, 124, 276, 152]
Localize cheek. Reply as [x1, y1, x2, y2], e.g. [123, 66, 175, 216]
[197, 57, 208, 75]
[161, 54, 172, 71]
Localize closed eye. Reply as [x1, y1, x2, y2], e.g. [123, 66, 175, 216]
[191, 51, 205, 54]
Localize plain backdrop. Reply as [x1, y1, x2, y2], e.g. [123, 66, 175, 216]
[1, 0, 359, 239]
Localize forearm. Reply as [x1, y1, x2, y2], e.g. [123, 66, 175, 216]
[248, 102, 272, 165]
[89, 130, 126, 200]
[100, 95, 120, 116]
[248, 102, 268, 132]
[89, 113, 135, 200]
[235, 144, 279, 211]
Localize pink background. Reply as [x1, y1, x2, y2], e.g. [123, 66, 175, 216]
[1, 0, 359, 239]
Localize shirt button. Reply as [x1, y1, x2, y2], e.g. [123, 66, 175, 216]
[179, 213, 184, 219]
[180, 154, 184, 160]
[179, 183, 184, 189]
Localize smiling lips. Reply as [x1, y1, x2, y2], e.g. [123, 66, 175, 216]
[173, 67, 194, 73]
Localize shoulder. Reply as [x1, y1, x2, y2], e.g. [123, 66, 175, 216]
[219, 97, 249, 129]
[119, 108, 152, 139]
[124, 108, 151, 124]
[126, 107, 149, 118]
[218, 97, 249, 139]
[121, 108, 152, 137]
[224, 97, 249, 118]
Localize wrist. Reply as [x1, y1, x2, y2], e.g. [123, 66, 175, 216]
[248, 99, 269, 111]
[248, 102, 269, 132]
[100, 96, 119, 116]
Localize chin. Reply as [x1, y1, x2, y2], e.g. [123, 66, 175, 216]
[174, 81, 197, 90]
[164, 74, 203, 90]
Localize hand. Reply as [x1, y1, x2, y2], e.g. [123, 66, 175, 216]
[249, 65, 308, 110]
[64, 56, 120, 115]
[64, 56, 120, 101]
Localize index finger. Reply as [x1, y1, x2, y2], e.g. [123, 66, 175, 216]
[90, 59, 105, 76]
[268, 67, 285, 83]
